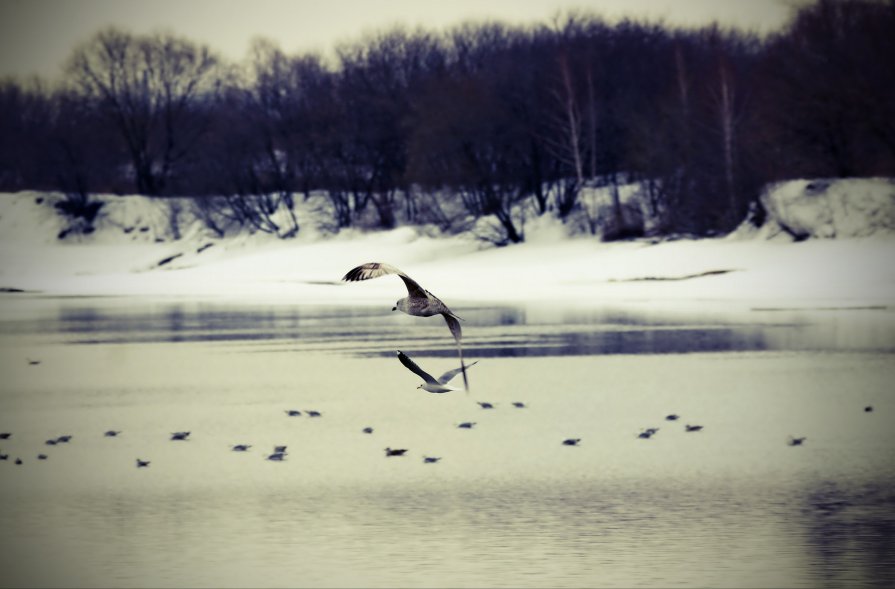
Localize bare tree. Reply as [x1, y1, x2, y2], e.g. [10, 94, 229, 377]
[65, 27, 222, 195]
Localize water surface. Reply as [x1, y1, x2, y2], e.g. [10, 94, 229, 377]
[0, 296, 893, 587]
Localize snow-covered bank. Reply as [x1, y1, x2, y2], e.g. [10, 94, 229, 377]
[755, 178, 895, 240]
[0, 180, 894, 310]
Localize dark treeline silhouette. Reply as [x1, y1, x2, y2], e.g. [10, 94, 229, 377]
[1, 0, 893, 243]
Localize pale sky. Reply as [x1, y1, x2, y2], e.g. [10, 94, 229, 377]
[0, 0, 795, 80]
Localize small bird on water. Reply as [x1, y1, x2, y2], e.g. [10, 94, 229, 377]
[562, 438, 581, 446]
[685, 424, 703, 432]
[423, 456, 441, 463]
[342, 262, 470, 390]
[170, 431, 190, 441]
[385, 447, 408, 457]
[136, 459, 150, 468]
[788, 436, 806, 446]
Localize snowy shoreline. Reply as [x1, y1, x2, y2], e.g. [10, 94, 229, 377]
[1, 182, 894, 312]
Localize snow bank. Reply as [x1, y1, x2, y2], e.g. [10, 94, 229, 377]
[752, 178, 895, 240]
[1, 181, 894, 310]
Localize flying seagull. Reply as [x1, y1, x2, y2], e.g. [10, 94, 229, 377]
[397, 350, 478, 393]
[342, 262, 470, 389]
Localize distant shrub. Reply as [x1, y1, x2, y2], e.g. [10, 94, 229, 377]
[54, 192, 104, 239]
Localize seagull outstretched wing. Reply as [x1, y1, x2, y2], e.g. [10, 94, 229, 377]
[397, 351, 439, 385]
[342, 262, 428, 300]
[437, 360, 479, 384]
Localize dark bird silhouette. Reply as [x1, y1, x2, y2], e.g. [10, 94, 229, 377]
[396, 350, 477, 393]
[457, 422, 476, 429]
[273, 445, 288, 453]
[0, 453, 8, 461]
[267, 452, 287, 461]
[343, 262, 470, 390]
[104, 430, 121, 437]
[562, 438, 581, 446]
[37, 454, 48, 460]
[306, 410, 322, 417]
[864, 405, 874, 412]
[685, 424, 704, 432]
[170, 431, 190, 441]
[477, 401, 494, 409]
[665, 414, 680, 421]
[231, 444, 251, 452]
[285, 410, 301, 417]
[385, 447, 408, 457]
[15, 458, 23, 465]
[27, 359, 41, 365]
[423, 456, 441, 463]
[638, 431, 654, 439]
[362, 427, 374, 434]
[788, 436, 806, 446]
[136, 459, 150, 468]
[45, 439, 58, 446]
[55, 435, 72, 443]
[0, 433, 11, 440]
[512, 402, 527, 408]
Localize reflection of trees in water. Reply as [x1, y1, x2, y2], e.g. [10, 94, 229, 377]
[16, 302, 894, 354]
[800, 479, 895, 587]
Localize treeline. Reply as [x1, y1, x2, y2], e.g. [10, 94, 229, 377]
[1, 0, 893, 243]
